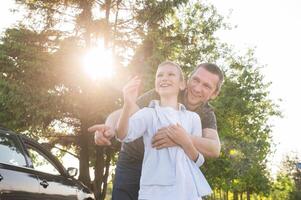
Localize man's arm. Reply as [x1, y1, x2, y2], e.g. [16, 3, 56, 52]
[191, 128, 221, 158]
[88, 108, 136, 146]
[87, 110, 121, 146]
[152, 128, 221, 158]
[105, 109, 121, 130]
[105, 106, 139, 130]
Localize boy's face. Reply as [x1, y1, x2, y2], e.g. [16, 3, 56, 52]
[155, 64, 185, 97]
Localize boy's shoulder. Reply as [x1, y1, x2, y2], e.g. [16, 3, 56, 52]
[183, 109, 201, 121]
[138, 106, 155, 113]
[136, 89, 159, 108]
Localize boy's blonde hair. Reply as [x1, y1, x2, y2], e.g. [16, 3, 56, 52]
[157, 61, 184, 81]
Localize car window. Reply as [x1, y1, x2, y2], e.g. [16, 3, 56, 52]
[27, 145, 60, 175]
[0, 133, 27, 167]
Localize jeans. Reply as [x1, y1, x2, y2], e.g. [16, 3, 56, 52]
[112, 151, 142, 200]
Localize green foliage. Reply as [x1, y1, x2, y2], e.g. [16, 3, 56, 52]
[129, 1, 225, 91]
[203, 50, 281, 196]
[270, 154, 301, 200]
[0, 28, 60, 133]
[271, 173, 295, 200]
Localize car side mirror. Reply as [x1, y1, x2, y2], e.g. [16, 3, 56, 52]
[67, 167, 78, 177]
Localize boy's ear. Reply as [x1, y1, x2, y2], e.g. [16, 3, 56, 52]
[180, 81, 186, 91]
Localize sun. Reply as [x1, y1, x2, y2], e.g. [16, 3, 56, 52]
[82, 40, 115, 80]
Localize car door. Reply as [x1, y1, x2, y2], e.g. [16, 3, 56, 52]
[0, 131, 40, 200]
[24, 141, 79, 200]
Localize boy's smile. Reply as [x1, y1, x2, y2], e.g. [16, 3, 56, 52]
[155, 64, 185, 97]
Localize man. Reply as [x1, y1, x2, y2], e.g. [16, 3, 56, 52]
[88, 63, 224, 200]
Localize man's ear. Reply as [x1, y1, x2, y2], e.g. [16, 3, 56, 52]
[210, 90, 220, 100]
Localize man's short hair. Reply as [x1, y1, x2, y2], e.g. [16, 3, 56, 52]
[158, 61, 184, 81]
[189, 63, 224, 92]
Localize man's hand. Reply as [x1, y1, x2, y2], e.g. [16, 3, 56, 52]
[165, 123, 192, 148]
[152, 127, 177, 149]
[88, 124, 115, 146]
[153, 124, 198, 161]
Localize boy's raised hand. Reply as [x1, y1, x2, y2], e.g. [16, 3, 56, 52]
[122, 76, 141, 105]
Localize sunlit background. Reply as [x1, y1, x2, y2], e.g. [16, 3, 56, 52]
[213, 0, 301, 176]
[82, 39, 115, 80]
[1, 0, 300, 177]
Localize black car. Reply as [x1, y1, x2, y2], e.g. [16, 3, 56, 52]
[0, 127, 95, 200]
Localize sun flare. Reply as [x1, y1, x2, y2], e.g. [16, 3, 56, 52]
[82, 40, 115, 80]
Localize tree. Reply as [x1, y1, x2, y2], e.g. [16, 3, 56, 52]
[203, 50, 280, 199]
[2, 0, 192, 199]
[0, 28, 59, 133]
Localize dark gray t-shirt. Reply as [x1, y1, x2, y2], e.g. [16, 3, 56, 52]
[120, 89, 217, 163]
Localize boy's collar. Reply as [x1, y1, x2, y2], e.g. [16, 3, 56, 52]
[149, 100, 187, 111]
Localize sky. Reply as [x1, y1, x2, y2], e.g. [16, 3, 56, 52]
[1, 0, 300, 175]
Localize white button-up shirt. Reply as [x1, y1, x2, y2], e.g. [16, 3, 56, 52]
[121, 100, 212, 200]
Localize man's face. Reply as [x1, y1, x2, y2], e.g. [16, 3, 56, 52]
[186, 67, 220, 109]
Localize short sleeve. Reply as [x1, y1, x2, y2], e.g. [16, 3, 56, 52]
[202, 110, 217, 130]
[136, 89, 160, 108]
[191, 112, 202, 137]
[121, 108, 153, 143]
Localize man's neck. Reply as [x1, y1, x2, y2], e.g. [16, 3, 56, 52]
[186, 103, 203, 111]
[183, 90, 205, 111]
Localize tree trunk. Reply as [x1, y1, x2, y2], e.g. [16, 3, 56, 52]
[246, 191, 251, 200]
[94, 146, 105, 200]
[224, 190, 229, 200]
[113, 0, 122, 53]
[104, 0, 111, 48]
[233, 191, 238, 200]
[79, 0, 93, 46]
[78, 125, 91, 188]
[78, 0, 93, 190]
[100, 148, 113, 200]
[93, 147, 113, 200]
